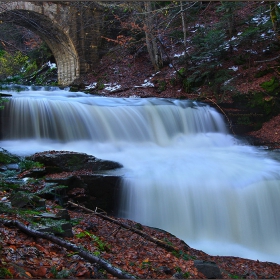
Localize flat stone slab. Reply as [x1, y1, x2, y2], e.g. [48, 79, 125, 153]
[27, 151, 122, 172]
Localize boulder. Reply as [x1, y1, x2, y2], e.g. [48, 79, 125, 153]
[194, 260, 222, 279]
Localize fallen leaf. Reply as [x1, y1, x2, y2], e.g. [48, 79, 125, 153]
[36, 267, 47, 277]
[76, 269, 89, 277]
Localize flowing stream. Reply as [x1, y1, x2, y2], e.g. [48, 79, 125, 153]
[1, 86, 280, 264]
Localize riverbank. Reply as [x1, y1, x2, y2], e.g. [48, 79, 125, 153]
[1, 145, 280, 279]
[1, 196, 280, 279]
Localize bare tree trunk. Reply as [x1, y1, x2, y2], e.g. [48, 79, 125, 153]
[144, 1, 162, 70]
[180, 1, 187, 50]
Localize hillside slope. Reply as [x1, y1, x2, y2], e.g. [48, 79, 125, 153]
[73, 1, 280, 147]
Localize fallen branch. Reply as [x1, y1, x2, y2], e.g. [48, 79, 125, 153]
[255, 55, 280, 63]
[0, 218, 136, 279]
[68, 201, 180, 252]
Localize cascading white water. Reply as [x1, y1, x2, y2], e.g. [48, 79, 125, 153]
[1, 86, 280, 264]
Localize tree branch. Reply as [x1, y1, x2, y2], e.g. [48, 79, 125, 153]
[255, 55, 280, 63]
[68, 201, 180, 252]
[0, 218, 136, 279]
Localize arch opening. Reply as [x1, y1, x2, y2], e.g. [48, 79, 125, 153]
[0, 5, 80, 85]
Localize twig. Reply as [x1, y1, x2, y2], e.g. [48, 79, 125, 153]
[0, 218, 136, 279]
[255, 55, 280, 63]
[68, 201, 179, 252]
[203, 97, 235, 135]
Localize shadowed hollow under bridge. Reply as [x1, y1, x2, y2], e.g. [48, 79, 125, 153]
[0, 1, 104, 85]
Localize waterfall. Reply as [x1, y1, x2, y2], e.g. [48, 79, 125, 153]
[1, 87, 280, 264]
[2, 96, 226, 143]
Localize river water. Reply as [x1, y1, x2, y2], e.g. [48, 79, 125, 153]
[1, 86, 280, 264]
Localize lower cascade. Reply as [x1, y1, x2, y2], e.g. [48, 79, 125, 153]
[1, 86, 280, 264]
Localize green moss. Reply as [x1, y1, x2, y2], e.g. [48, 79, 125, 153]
[260, 77, 280, 94]
[237, 116, 252, 125]
[19, 159, 43, 171]
[157, 80, 166, 93]
[0, 148, 20, 164]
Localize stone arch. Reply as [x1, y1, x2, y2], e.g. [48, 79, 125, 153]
[0, 2, 80, 85]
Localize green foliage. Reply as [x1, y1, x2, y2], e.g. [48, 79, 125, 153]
[76, 230, 110, 252]
[10, 190, 42, 208]
[19, 159, 43, 171]
[50, 266, 75, 279]
[174, 266, 191, 278]
[0, 148, 20, 164]
[232, 91, 280, 122]
[175, 266, 182, 273]
[216, 2, 244, 36]
[157, 80, 166, 93]
[183, 272, 191, 278]
[260, 77, 280, 94]
[237, 115, 252, 125]
[240, 26, 260, 43]
[229, 273, 244, 279]
[177, 67, 186, 77]
[36, 184, 68, 196]
[27, 42, 53, 69]
[141, 259, 152, 269]
[172, 250, 196, 261]
[0, 51, 28, 80]
[192, 28, 227, 61]
[216, 2, 243, 14]
[0, 96, 8, 110]
[0, 267, 13, 278]
[163, 237, 173, 246]
[33, 66, 57, 86]
[97, 81, 105, 90]
[24, 61, 38, 76]
[250, 91, 275, 115]
[31, 218, 66, 233]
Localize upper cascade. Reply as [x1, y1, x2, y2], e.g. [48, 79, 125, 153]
[1, 95, 228, 144]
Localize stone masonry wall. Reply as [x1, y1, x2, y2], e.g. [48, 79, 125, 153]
[0, 1, 102, 85]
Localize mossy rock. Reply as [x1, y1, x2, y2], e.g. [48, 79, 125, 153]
[0, 148, 20, 165]
[10, 191, 44, 208]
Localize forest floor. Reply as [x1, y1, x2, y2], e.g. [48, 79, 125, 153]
[1, 197, 280, 279]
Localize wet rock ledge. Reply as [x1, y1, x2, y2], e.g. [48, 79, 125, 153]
[25, 151, 124, 214]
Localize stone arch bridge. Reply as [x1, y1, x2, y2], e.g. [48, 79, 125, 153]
[0, 1, 104, 85]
